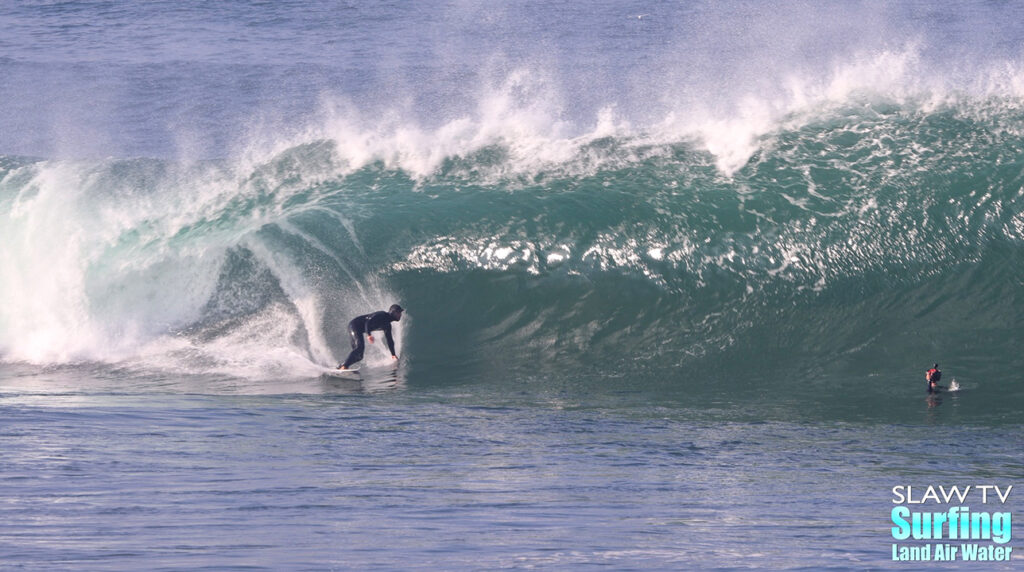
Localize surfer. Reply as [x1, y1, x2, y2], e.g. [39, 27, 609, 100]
[338, 304, 404, 370]
[926, 363, 942, 393]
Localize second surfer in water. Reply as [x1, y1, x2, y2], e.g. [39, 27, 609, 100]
[926, 363, 942, 393]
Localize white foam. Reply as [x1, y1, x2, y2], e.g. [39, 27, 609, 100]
[0, 153, 406, 376]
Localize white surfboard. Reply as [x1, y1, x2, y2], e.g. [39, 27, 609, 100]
[321, 367, 361, 378]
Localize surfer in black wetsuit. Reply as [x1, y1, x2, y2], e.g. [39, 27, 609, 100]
[338, 304, 404, 370]
[926, 363, 942, 393]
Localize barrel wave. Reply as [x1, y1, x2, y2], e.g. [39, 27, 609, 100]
[1, 95, 1022, 416]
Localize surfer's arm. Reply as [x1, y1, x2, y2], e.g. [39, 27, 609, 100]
[384, 327, 396, 357]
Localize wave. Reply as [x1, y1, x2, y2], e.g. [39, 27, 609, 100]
[1, 80, 1023, 403]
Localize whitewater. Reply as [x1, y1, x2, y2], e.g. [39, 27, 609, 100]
[1, 1, 1021, 569]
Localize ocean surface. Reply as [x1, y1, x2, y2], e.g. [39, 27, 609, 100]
[1, 1, 1022, 569]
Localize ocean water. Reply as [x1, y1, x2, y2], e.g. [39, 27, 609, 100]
[1, 1, 1022, 569]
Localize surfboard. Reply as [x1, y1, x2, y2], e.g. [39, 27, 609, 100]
[321, 367, 361, 378]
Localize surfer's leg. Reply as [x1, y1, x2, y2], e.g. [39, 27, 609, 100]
[340, 327, 365, 369]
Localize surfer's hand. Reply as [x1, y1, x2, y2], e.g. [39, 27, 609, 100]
[368, 335, 375, 343]
[392, 355, 398, 360]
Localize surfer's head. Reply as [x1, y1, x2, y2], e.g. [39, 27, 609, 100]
[389, 304, 404, 320]
[934, 363, 939, 369]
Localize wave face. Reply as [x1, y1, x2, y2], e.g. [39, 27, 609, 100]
[2, 97, 1023, 406]
[1, 2, 1023, 416]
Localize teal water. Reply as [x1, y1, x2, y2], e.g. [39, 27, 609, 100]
[1, 1, 1022, 569]
[2, 109, 1021, 420]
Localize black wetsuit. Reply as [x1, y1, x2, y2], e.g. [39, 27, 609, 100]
[341, 311, 398, 369]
